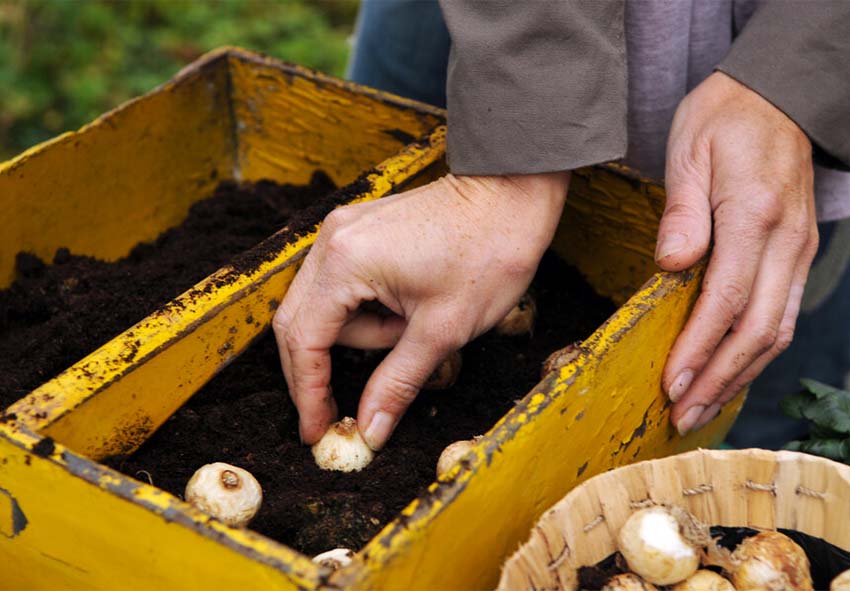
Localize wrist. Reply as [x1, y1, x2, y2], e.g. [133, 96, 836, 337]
[443, 172, 569, 261]
[447, 171, 569, 211]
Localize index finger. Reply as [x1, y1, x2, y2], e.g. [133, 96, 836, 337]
[274, 275, 370, 444]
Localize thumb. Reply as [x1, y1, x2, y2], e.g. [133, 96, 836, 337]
[657, 146, 713, 271]
[357, 316, 451, 451]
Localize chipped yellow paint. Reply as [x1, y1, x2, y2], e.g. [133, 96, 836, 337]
[10, 129, 446, 459]
[338, 262, 743, 591]
[0, 422, 319, 590]
[0, 48, 742, 591]
[0, 52, 233, 289]
[226, 51, 443, 186]
[0, 47, 443, 290]
[0, 47, 446, 590]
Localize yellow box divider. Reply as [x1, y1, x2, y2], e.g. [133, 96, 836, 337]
[329, 164, 740, 591]
[340, 265, 743, 591]
[8, 127, 446, 461]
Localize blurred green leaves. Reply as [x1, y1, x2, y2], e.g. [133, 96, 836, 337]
[782, 379, 850, 463]
[0, 0, 356, 158]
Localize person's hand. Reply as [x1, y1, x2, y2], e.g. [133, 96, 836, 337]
[273, 172, 569, 450]
[656, 72, 819, 435]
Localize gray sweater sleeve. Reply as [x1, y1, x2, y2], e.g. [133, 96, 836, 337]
[438, 0, 627, 176]
[718, 0, 850, 169]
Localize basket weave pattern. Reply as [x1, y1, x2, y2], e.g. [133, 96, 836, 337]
[497, 449, 850, 591]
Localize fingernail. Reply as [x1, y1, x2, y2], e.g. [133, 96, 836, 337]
[677, 404, 705, 436]
[694, 402, 722, 431]
[364, 411, 396, 451]
[668, 369, 694, 402]
[655, 232, 689, 261]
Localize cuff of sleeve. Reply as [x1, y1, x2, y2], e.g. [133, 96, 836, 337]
[716, 5, 850, 169]
[442, 1, 628, 176]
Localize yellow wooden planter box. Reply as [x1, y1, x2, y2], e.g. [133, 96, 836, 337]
[0, 48, 744, 590]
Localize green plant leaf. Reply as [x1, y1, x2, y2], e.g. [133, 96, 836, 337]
[802, 390, 850, 435]
[783, 440, 803, 451]
[800, 378, 844, 399]
[780, 389, 815, 419]
[810, 422, 843, 440]
[794, 438, 849, 463]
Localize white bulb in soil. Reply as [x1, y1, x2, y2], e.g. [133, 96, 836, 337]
[312, 548, 354, 571]
[495, 293, 536, 336]
[601, 573, 659, 590]
[436, 438, 478, 478]
[185, 462, 262, 528]
[424, 350, 463, 390]
[312, 417, 374, 472]
[617, 507, 699, 585]
[729, 531, 812, 591]
[671, 570, 735, 591]
[831, 569, 850, 590]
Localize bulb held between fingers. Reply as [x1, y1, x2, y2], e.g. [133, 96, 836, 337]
[312, 417, 375, 472]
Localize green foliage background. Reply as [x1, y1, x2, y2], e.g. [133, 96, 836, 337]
[0, 0, 358, 159]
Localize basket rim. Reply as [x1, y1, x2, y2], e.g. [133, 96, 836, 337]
[497, 448, 850, 591]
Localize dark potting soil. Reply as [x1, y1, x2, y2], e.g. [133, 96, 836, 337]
[0, 170, 616, 556]
[104, 250, 616, 555]
[0, 171, 343, 408]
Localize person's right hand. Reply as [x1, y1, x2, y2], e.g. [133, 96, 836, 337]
[273, 172, 569, 451]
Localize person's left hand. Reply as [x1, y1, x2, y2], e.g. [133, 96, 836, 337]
[655, 72, 819, 435]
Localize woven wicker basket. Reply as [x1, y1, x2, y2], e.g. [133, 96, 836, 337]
[497, 449, 850, 590]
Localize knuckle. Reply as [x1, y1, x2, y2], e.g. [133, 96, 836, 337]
[663, 200, 703, 222]
[707, 281, 749, 319]
[322, 206, 354, 231]
[748, 200, 782, 233]
[323, 227, 362, 267]
[805, 228, 820, 261]
[718, 384, 741, 405]
[322, 226, 374, 271]
[284, 324, 306, 352]
[775, 325, 795, 353]
[324, 225, 351, 254]
[667, 140, 705, 180]
[381, 374, 421, 406]
[719, 381, 748, 405]
[751, 324, 779, 354]
[272, 309, 290, 334]
[705, 373, 735, 400]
